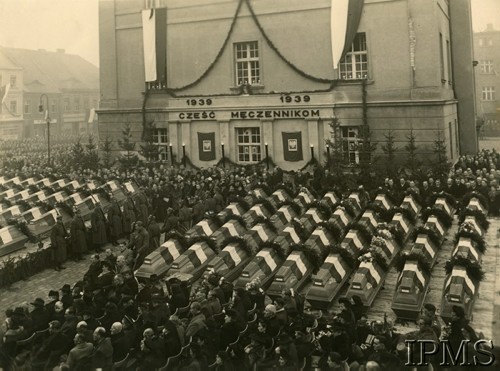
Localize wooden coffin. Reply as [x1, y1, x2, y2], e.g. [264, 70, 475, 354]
[466, 197, 487, 214]
[102, 180, 127, 204]
[0, 225, 29, 257]
[267, 250, 314, 299]
[216, 203, 246, 221]
[390, 213, 413, 243]
[74, 197, 96, 221]
[434, 197, 455, 217]
[329, 209, 353, 234]
[345, 261, 386, 307]
[424, 215, 447, 241]
[412, 234, 439, 265]
[306, 228, 337, 251]
[6, 189, 33, 203]
[293, 189, 315, 211]
[391, 261, 430, 320]
[211, 220, 247, 248]
[268, 189, 291, 209]
[340, 229, 367, 259]
[185, 219, 220, 239]
[358, 210, 381, 233]
[166, 241, 217, 281]
[242, 204, 273, 228]
[452, 237, 481, 263]
[440, 266, 479, 322]
[27, 209, 72, 240]
[0, 205, 26, 225]
[45, 191, 68, 207]
[321, 192, 341, 210]
[300, 208, 326, 233]
[50, 179, 69, 190]
[373, 194, 394, 211]
[235, 248, 284, 289]
[401, 194, 422, 218]
[463, 216, 484, 237]
[244, 223, 277, 252]
[135, 238, 185, 280]
[206, 242, 252, 282]
[270, 205, 298, 231]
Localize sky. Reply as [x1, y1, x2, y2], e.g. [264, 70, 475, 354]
[0, 0, 499, 69]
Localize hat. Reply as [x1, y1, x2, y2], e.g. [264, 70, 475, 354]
[424, 303, 436, 312]
[452, 305, 465, 318]
[48, 290, 59, 298]
[61, 284, 71, 293]
[207, 275, 219, 286]
[265, 304, 276, 314]
[31, 298, 45, 307]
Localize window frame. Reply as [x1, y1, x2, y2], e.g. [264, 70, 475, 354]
[236, 127, 262, 163]
[479, 60, 493, 74]
[24, 99, 30, 114]
[339, 33, 368, 80]
[152, 128, 168, 161]
[481, 86, 495, 101]
[340, 126, 362, 164]
[234, 41, 261, 86]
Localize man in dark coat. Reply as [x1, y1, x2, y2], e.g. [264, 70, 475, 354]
[147, 215, 161, 250]
[127, 221, 150, 270]
[107, 197, 123, 246]
[45, 290, 59, 321]
[30, 298, 50, 332]
[50, 215, 68, 271]
[110, 322, 131, 362]
[91, 201, 107, 252]
[122, 195, 136, 239]
[32, 320, 71, 370]
[92, 327, 114, 371]
[70, 208, 87, 261]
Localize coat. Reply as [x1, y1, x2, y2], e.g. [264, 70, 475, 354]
[70, 215, 87, 254]
[66, 342, 94, 370]
[122, 197, 136, 234]
[92, 337, 114, 371]
[107, 201, 123, 239]
[148, 222, 161, 250]
[50, 222, 67, 264]
[91, 206, 107, 245]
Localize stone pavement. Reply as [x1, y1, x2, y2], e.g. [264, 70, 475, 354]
[0, 242, 122, 324]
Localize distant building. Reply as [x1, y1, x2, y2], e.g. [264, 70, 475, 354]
[98, 0, 477, 170]
[0, 52, 23, 139]
[474, 23, 500, 136]
[0, 47, 99, 139]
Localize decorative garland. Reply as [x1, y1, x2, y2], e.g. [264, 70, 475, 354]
[291, 218, 309, 242]
[390, 206, 416, 224]
[461, 191, 489, 212]
[7, 219, 38, 243]
[445, 256, 485, 283]
[429, 192, 457, 211]
[458, 209, 490, 231]
[365, 202, 392, 223]
[222, 214, 247, 229]
[358, 248, 389, 272]
[340, 199, 358, 219]
[252, 216, 277, 234]
[261, 241, 286, 260]
[393, 252, 432, 276]
[319, 221, 343, 242]
[350, 222, 374, 246]
[413, 225, 442, 249]
[233, 197, 251, 213]
[221, 236, 255, 256]
[421, 207, 453, 229]
[163, 0, 245, 94]
[255, 198, 277, 215]
[453, 228, 486, 254]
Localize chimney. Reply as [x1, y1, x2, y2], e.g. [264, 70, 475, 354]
[56, 49, 65, 53]
[486, 23, 494, 31]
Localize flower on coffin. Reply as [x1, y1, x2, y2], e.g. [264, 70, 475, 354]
[440, 325, 451, 341]
[459, 221, 475, 234]
[338, 206, 346, 212]
[377, 229, 392, 240]
[358, 252, 373, 263]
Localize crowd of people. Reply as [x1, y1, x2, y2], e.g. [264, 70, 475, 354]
[1, 136, 499, 370]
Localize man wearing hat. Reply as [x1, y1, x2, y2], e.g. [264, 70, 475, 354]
[122, 193, 136, 241]
[449, 305, 468, 350]
[30, 298, 50, 332]
[60, 284, 73, 310]
[90, 200, 107, 253]
[107, 196, 123, 246]
[128, 221, 150, 270]
[45, 290, 59, 321]
[420, 303, 441, 338]
[50, 214, 68, 271]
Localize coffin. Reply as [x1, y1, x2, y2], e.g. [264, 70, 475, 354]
[6, 189, 33, 202]
[45, 191, 68, 207]
[358, 210, 381, 233]
[122, 181, 140, 195]
[424, 215, 447, 241]
[250, 188, 268, 200]
[0, 205, 26, 224]
[244, 223, 277, 252]
[306, 228, 337, 250]
[347, 192, 365, 210]
[92, 193, 111, 212]
[34, 178, 52, 188]
[300, 208, 326, 233]
[85, 180, 102, 191]
[135, 238, 185, 279]
[20, 207, 46, 223]
[242, 204, 273, 227]
[185, 219, 221, 239]
[206, 243, 252, 282]
[434, 197, 455, 217]
[412, 234, 439, 264]
[466, 198, 487, 214]
[270, 205, 298, 231]
[235, 248, 284, 289]
[293, 189, 315, 211]
[373, 194, 394, 211]
[306, 254, 351, 309]
[268, 189, 291, 209]
[3, 176, 22, 187]
[391, 261, 430, 320]
[274, 226, 303, 251]
[390, 213, 413, 242]
[371, 236, 399, 264]
[75, 197, 97, 221]
[267, 251, 314, 298]
[463, 216, 483, 237]
[20, 177, 38, 187]
[25, 190, 51, 204]
[166, 242, 217, 281]
[66, 192, 88, 207]
[345, 261, 386, 307]
[440, 266, 478, 322]
[0, 189, 15, 202]
[211, 220, 247, 248]
[102, 181, 127, 204]
[0, 225, 29, 257]
[401, 194, 421, 218]
[321, 192, 341, 210]
[329, 209, 352, 234]
[64, 180, 83, 192]
[340, 229, 366, 258]
[452, 237, 481, 263]
[27, 209, 72, 240]
[50, 179, 69, 190]
[217, 203, 246, 221]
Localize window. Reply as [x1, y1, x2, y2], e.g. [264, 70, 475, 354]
[152, 129, 168, 161]
[234, 41, 260, 85]
[236, 127, 261, 163]
[446, 40, 452, 82]
[10, 75, 16, 88]
[24, 100, 30, 114]
[341, 127, 361, 164]
[74, 97, 80, 112]
[439, 33, 445, 82]
[64, 98, 70, 112]
[482, 87, 495, 101]
[480, 60, 493, 74]
[339, 33, 368, 79]
[10, 100, 17, 113]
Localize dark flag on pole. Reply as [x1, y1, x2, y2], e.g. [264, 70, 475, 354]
[282, 132, 303, 162]
[198, 132, 216, 161]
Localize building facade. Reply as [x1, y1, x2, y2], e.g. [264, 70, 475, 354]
[474, 23, 500, 136]
[0, 53, 24, 140]
[0, 48, 99, 139]
[98, 0, 477, 171]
